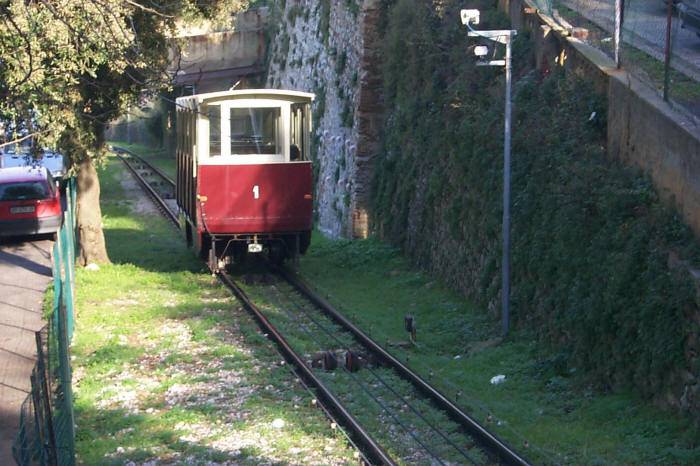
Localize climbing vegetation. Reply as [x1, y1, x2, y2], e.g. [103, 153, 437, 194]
[374, 0, 698, 396]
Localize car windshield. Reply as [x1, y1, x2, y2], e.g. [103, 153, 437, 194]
[0, 181, 48, 201]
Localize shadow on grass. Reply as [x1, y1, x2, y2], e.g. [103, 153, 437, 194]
[103, 228, 204, 274]
[74, 405, 301, 466]
[74, 296, 347, 465]
[83, 342, 144, 369]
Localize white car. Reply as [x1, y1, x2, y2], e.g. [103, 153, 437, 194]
[0, 150, 65, 179]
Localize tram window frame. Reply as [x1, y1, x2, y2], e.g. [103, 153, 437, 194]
[202, 99, 290, 164]
[208, 104, 222, 157]
[228, 107, 280, 156]
[290, 103, 306, 161]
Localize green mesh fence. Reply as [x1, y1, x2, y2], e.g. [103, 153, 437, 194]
[13, 178, 77, 466]
[528, 0, 700, 118]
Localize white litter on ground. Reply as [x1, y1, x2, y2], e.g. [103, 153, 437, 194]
[271, 418, 285, 429]
[490, 374, 506, 385]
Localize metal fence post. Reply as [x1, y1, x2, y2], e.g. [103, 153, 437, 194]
[663, 0, 673, 101]
[60, 226, 74, 340]
[614, 0, 623, 68]
[56, 301, 76, 466]
[35, 331, 58, 466]
[502, 35, 513, 337]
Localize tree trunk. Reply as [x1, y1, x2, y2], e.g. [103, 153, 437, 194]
[76, 157, 110, 265]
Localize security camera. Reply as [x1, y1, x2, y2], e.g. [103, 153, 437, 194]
[461, 9, 480, 25]
[474, 45, 489, 57]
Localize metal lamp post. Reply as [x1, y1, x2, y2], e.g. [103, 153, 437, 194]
[461, 10, 517, 337]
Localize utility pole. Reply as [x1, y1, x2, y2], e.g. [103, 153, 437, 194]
[461, 9, 517, 336]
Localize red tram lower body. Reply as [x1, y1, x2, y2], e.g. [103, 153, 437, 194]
[182, 161, 313, 268]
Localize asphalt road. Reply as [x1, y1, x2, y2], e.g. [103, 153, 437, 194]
[0, 238, 53, 465]
[562, 0, 700, 79]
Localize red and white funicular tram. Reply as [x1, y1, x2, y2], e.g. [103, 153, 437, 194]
[175, 89, 315, 270]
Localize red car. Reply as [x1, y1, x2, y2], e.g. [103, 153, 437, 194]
[0, 166, 62, 238]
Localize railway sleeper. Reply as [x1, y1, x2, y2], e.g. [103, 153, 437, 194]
[309, 349, 385, 373]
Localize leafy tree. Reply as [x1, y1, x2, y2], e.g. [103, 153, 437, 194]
[0, 0, 248, 264]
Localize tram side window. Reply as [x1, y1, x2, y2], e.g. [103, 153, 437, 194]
[290, 103, 306, 161]
[230, 107, 280, 155]
[209, 105, 221, 156]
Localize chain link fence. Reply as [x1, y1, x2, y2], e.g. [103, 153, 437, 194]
[13, 178, 77, 466]
[528, 0, 700, 119]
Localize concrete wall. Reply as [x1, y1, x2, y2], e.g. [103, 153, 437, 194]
[170, 9, 266, 93]
[509, 0, 700, 236]
[608, 77, 700, 233]
[108, 10, 269, 145]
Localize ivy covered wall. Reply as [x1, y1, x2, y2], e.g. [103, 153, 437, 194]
[373, 0, 700, 416]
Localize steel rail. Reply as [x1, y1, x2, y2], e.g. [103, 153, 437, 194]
[278, 267, 533, 466]
[111, 154, 386, 462]
[218, 272, 397, 466]
[114, 153, 180, 230]
[110, 144, 520, 464]
[112, 145, 175, 187]
[266, 276, 478, 465]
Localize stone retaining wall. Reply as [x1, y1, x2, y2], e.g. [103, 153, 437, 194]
[507, 0, 700, 420]
[266, 0, 383, 238]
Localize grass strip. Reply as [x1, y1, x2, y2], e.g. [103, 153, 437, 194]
[298, 234, 700, 465]
[108, 141, 176, 180]
[72, 157, 355, 465]
[98, 142, 700, 463]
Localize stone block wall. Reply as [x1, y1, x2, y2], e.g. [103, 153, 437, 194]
[266, 0, 383, 238]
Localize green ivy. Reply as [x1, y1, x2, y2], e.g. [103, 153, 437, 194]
[319, 0, 331, 45]
[373, 0, 698, 397]
[287, 5, 304, 26]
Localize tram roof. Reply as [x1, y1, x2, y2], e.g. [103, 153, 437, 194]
[176, 89, 315, 109]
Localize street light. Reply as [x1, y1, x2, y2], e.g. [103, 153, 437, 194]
[461, 9, 517, 337]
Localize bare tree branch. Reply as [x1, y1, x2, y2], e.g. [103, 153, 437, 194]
[0, 129, 51, 149]
[123, 0, 174, 18]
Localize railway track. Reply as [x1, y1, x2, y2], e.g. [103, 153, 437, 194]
[112, 146, 179, 228]
[115, 146, 532, 466]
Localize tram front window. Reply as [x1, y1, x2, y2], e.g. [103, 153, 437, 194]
[230, 107, 280, 155]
